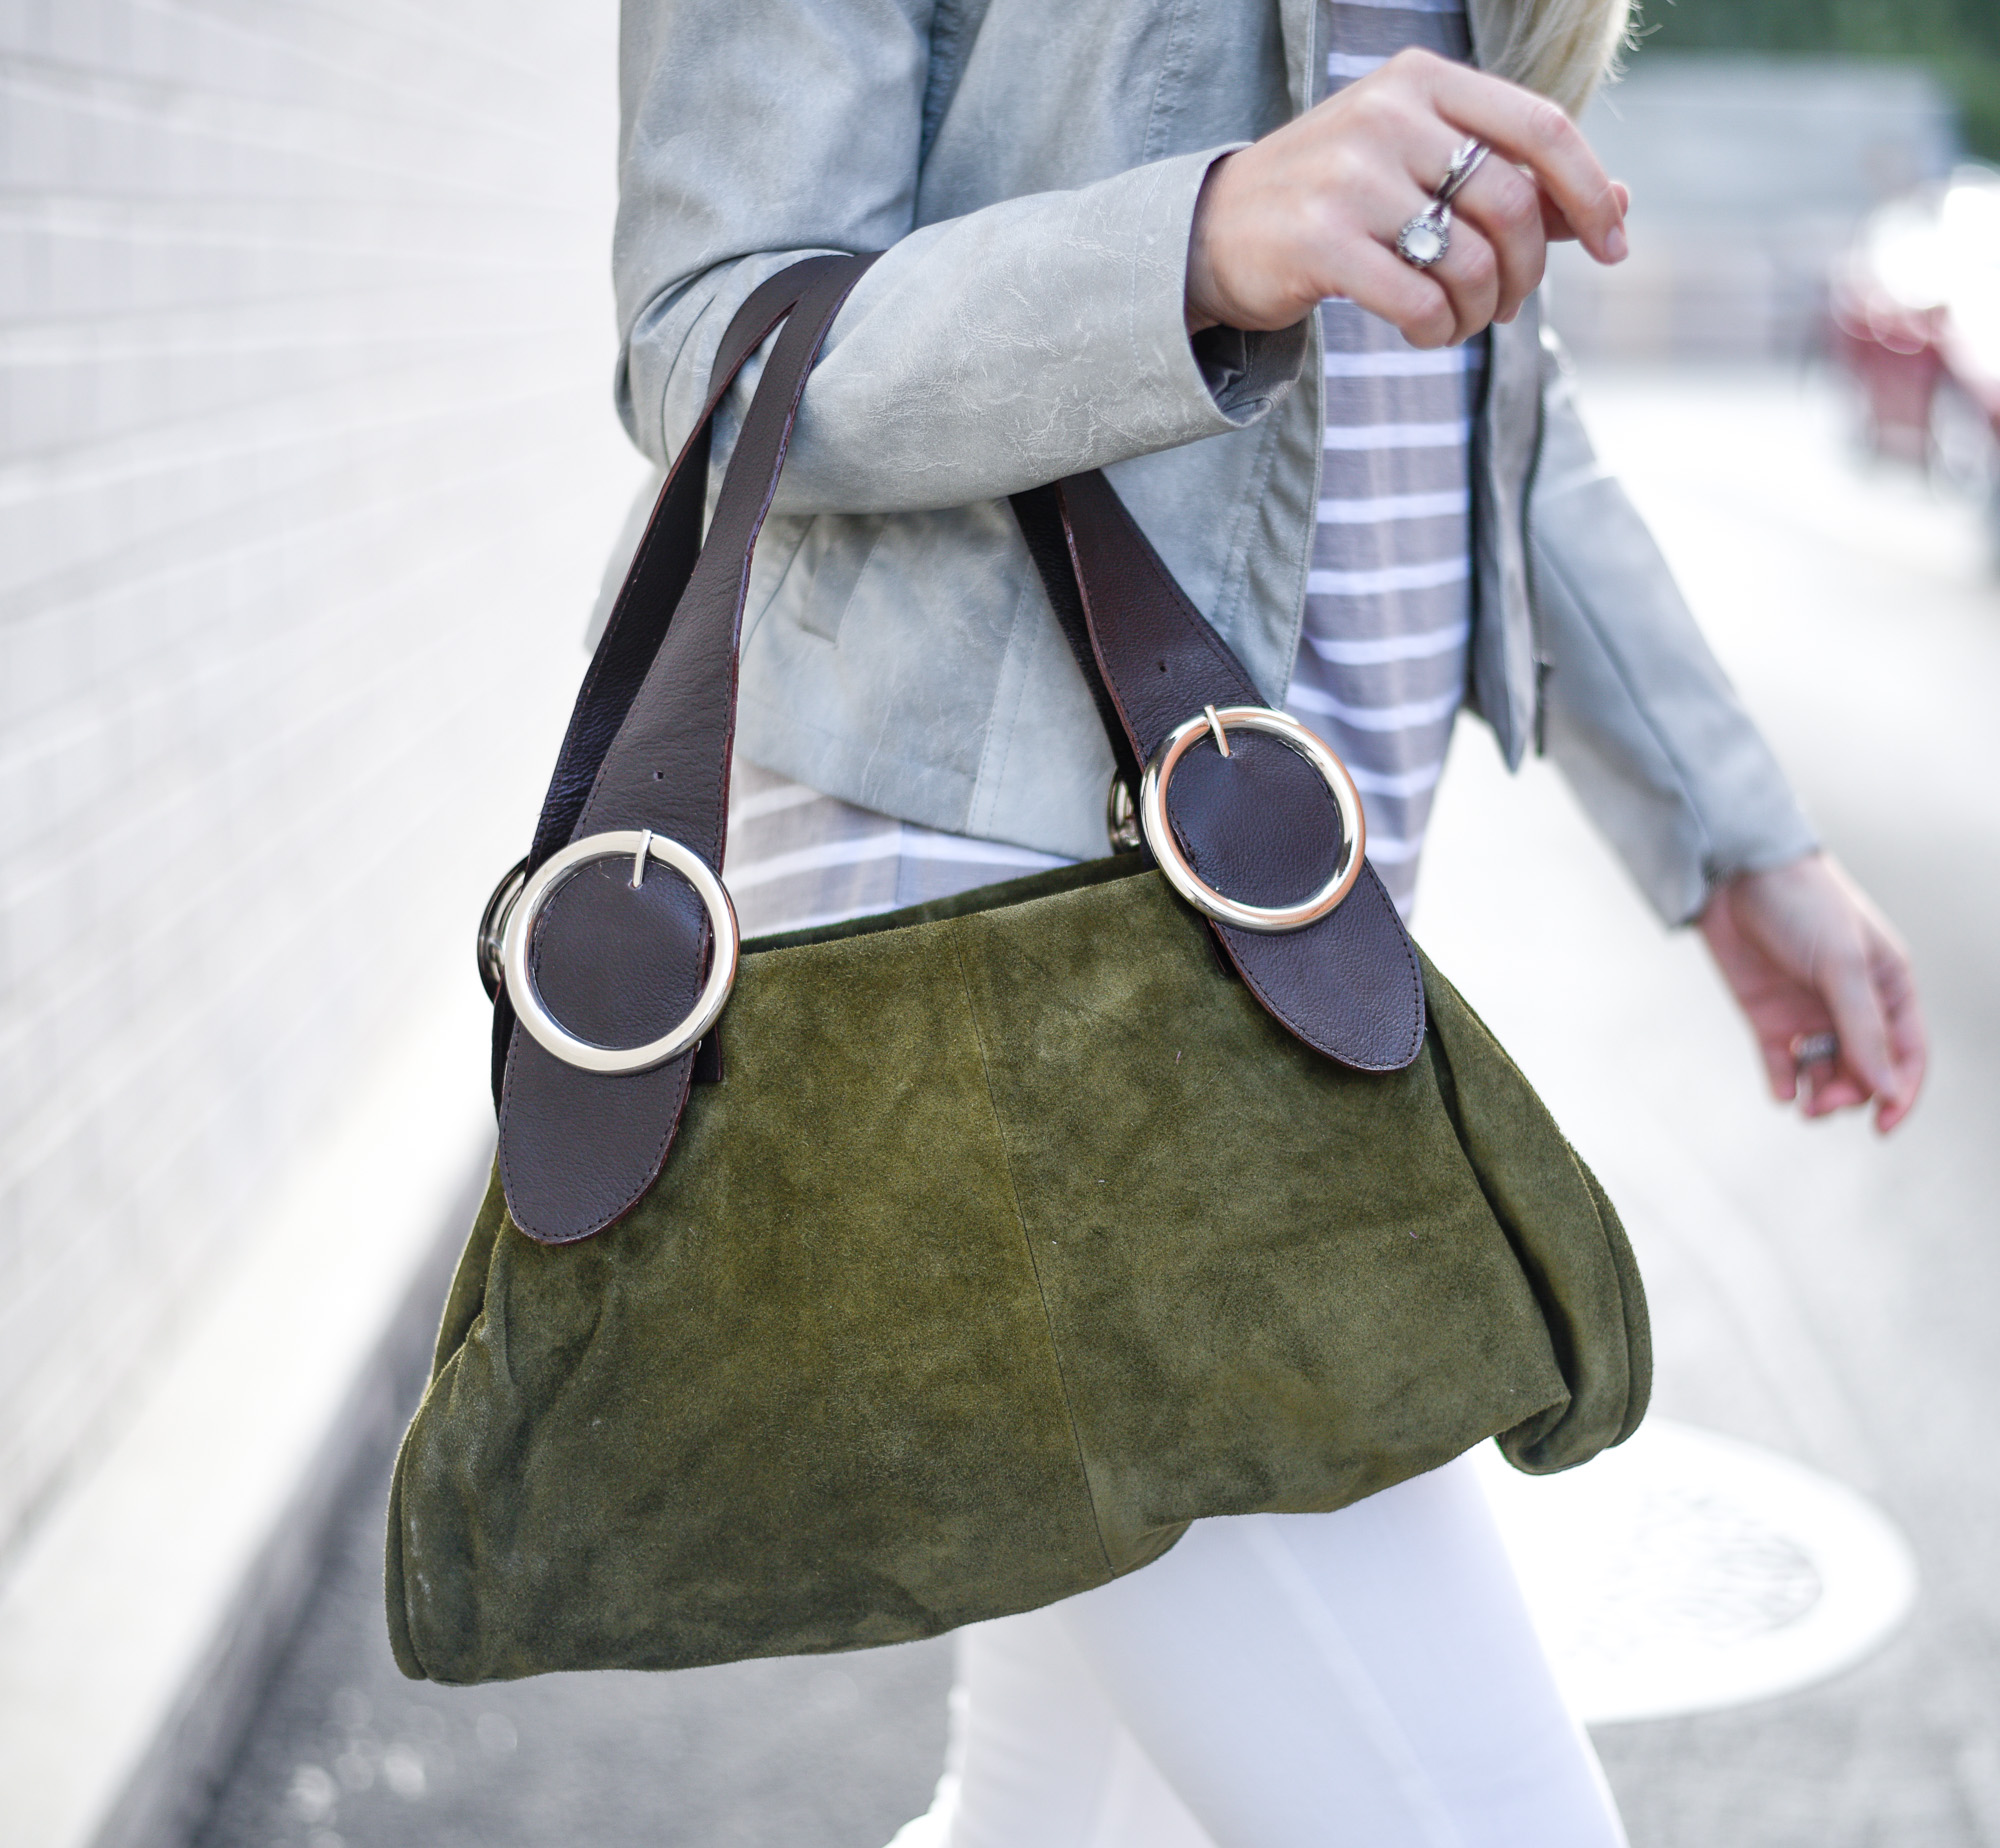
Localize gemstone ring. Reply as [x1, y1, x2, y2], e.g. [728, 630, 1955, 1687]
[1396, 139, 1491, 271]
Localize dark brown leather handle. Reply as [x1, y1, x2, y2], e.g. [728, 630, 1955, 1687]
[524, 260, 863, 879]
[1015, 477, 1426, 1073]
[497, 256, 877, 1243]
[497, 254, 1421, 1243]
[489, 258, 866, 1108]
[1007, 483, 1145, 801]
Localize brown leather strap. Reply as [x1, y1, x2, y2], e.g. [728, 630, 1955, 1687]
[1047, 473, 1426, 1073]
[1008, 483, 1144, 802]
[524, 261, 858, 876]
[497, 253, 1419, 1244]
[489, 259, 860, 1108]
[497, 256, 876, 1243]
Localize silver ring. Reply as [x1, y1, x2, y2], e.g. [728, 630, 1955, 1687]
[1435, 138, 1491, 206]
[1396, 205, 1451, 269]
[1794, 1031, 1839, 1071]
[1138, 706, 1366, 933]
[1396, 139, 1491, 270]
[500, 829, 739, 1074]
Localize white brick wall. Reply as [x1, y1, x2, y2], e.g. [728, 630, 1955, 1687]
[0, 0, 646, 1564]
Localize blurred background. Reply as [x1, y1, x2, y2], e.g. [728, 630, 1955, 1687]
[1, 4, 1996, 1847]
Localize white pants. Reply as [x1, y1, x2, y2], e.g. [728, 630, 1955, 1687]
[900, 1454, 1628, 1848]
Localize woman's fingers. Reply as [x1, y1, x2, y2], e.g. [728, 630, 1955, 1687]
[1865, 920, 1928, 1131]
[1444, 157, 1548, 323]
[1328, 222, 1506, 350]
[1184, 50, 1628, 335]
[1541, 180, 1631, 244]
[1816, 931, 1896, 1103]
[1423, 215, 1503, 343]
[1329, 237, 1458, 347]
[1419, 55, 1627, 262]
[1819, 859, 1927, 1130]
[1701, 854, 1929, 1134]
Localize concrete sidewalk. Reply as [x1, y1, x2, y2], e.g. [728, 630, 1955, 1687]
[195, 1427, 952, 1848]
[195, 367, 2000, 1848]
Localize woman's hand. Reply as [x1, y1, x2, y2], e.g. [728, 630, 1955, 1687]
[1698, 853, 1927, 1133]
[1185, 49, 1628, 348]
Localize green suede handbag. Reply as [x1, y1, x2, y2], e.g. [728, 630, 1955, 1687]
[386, 256, 1649, 1686]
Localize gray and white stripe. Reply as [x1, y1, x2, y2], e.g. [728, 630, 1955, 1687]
[723, 758, 1062, 940]
[1285, 0, 1477, 908]
[1289, 312, 1480, 896]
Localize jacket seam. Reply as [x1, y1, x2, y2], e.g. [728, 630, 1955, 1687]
[741, 518, 815, 652]
[636, 271, 735, 471]
[949, 929, 1120, 1578]
[1277, 305, 1324, 690]
[1521, 311, 1550, 756]
[1141, 0, 1198, 165]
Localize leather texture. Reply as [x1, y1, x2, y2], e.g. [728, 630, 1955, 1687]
[500, 255, 1419, 1244]
[1006, 483, 1144, 802]
[1022, 474, 1426, 1073]
[497, 257, 875, 1243]
[488, 261, 856, 1109]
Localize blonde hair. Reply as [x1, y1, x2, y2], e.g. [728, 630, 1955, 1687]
[1468, 0, 1632, 117]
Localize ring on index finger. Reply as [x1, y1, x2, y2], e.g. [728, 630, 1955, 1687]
[1395, 139, 1491, 270]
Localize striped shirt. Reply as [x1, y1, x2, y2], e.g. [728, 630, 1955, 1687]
[723, 758, 1067, 940]
[724, 0, 1480, 938]
[1289, 0, 1480, 914]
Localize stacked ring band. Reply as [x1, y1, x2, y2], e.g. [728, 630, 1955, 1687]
[1396, 138, 1491, 270]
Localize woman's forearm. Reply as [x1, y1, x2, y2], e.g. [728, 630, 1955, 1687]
[615, 0, 1302, 513]
[622, 154, 1306, 517]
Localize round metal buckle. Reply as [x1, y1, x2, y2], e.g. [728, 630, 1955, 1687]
[1138, 705, 1366, 933]
[499, 829, 739, 1075]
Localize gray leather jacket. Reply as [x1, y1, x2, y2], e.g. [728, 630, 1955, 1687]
[609, 0, 1815, 923]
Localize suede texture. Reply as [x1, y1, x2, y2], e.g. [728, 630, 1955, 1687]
[388, 862, 1648, 1685]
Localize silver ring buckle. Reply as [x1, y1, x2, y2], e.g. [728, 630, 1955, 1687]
[1137, 706, 1367, 933]
[499, 830, 740, 1074]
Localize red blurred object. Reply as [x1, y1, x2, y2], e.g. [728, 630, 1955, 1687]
[1830, 168, 2000, 511]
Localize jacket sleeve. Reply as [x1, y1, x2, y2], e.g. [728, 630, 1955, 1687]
[1530, 332, 1818, 924]
[614, 0, 1306, 518]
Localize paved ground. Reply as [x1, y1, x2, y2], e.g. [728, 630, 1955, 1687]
[194, 1442, 953, 1848]
[194, 368, 2000, 1848]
